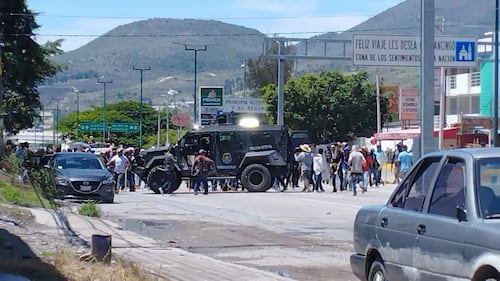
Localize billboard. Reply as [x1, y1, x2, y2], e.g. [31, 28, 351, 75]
[223, 97, 265, 113]
[200, 86, 223, 106]
[353, 35, 477, 67]
[399, 88, 419, 121]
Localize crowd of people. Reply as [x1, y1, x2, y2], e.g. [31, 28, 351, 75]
[5, 134, 413, 197]
[289, 141, 412, 196]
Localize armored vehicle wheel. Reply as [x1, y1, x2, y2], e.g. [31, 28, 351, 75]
[241, 164, 272, 192]
[147, 166, 164, 194]
[146, 166, 181, 194]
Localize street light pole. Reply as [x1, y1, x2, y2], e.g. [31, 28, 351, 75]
[133, 66, 150, 148]
[97, 78, 113, 143]
[184, 45, 207, 125]
[52, 97, 63, 148]
[241, 59, 247, 97]
[71, 87, 83, 140]
[166, 99, 170, 147]
[168, 89, 180, 140]
[376, 75, 381, 134]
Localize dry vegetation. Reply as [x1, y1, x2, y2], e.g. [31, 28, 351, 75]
[0, 204, 168, 281]
[0, 248, 166, 281]
[0, 156, 168, 281]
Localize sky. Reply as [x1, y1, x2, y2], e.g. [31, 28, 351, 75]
[27, 0, 404, 52]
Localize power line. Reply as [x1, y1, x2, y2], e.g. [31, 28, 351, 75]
[12, 26, 420, 39]
[11, 13, 378, 21]
[15, 21, 487, 39]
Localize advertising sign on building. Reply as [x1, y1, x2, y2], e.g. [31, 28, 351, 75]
[353, 35, 477, 67]
[223, 98, 265, 113]
[200, 86, 223, 106]
[399, 88, 419, 121]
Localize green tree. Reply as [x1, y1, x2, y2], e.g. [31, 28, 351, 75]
[1, 1, 63, 133]
[58, 101, 188, 148]
[262, 70, 389, 142]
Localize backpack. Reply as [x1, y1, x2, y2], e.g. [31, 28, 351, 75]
[200, 157, 210, 173]
[192, 156, 212, 176]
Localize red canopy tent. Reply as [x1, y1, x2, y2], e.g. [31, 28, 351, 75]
[373, 127, 457, 141]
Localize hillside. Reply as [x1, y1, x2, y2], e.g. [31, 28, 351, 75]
[41, 0, 496, 112]
[41, 18, 266, 111]
[298, 0, 495, 85]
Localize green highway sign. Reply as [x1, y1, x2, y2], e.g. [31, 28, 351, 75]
[111, 122, 139, 133]
[79, 122, 104, 132]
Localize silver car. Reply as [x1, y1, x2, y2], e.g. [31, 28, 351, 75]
[350, 148, 500, 281]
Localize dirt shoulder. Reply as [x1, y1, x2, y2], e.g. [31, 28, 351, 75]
[0, 204, 87, 280]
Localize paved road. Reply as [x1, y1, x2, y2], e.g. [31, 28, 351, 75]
[91, 182, 397, 281]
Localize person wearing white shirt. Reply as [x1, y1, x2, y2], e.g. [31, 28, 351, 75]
[312, 148, 327, 192]
[107, 148, 129, 193]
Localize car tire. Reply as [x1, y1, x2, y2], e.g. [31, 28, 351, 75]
[368, 259, 388, 281]
[240, 164, 272, 192]
[473, 268, 500, 281]
[102, 198, 114, 204]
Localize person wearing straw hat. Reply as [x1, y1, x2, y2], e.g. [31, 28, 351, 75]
[295, 143, 313, 192]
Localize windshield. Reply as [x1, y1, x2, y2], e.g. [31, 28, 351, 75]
[54, 154, 105, 170]
[477, 158, 500, 219]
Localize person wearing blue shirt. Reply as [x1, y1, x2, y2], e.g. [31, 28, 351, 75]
[398, 144, 413, 181]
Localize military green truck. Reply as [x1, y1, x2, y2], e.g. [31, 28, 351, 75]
[133, 124, 294, 194]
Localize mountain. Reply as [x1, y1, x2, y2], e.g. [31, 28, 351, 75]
[297, 0, 495, 84]
[41, 0, 497, 112]
[41, 18, 266, 112]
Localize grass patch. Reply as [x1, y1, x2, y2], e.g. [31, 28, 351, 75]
[0, 180, 51, 208]
[77, 201, 100, 217]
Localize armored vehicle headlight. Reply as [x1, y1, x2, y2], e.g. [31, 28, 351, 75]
[238, 117, 259, 128]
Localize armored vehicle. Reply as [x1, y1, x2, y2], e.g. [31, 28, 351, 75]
[133, 124, 293, 194]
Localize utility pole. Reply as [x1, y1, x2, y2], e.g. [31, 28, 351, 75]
[420, 0, 435, 157]
[241, 59, 247, 97]
[97, 78, 113, 143]
[184, 45, 207, 125]
[277, 40, 285, 125]
[376, 75, 381, 134]
[133, 66, 150, 148]
[52, 97, 63, 148]
[165, 93, 170, 147]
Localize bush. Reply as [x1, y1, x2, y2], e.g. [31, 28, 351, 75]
[78, 201, 100, 217]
